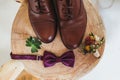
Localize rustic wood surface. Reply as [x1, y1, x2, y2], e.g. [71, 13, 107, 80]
[0, 0, 105, 80]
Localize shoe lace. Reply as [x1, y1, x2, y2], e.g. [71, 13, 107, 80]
[34, 0, 49, 14]
[61, 0, 73, 20]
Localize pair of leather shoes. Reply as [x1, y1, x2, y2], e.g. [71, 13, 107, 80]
[28, 0, 87, 49]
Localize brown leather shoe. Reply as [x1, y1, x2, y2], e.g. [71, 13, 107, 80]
[54, 0, 87, 49]
[28, 0, 57, 43]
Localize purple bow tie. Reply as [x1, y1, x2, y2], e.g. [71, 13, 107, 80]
[11, 51, 75, 67]
[42, 51, 75, 67]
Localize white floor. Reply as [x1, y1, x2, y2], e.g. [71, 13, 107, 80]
[0, 0, 120, 80]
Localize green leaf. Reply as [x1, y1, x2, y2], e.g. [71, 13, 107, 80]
[89, 32, 94, 36]
[26, 43, 31, 47]
[26, 36, 42, 53]
[101, 37, 105, 43]
[31, 47, 38, 53]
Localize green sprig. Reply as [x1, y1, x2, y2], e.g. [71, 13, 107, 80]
[89, 32, 94, 37]
[26, 36, 42, 53]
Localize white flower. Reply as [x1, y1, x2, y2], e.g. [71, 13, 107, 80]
[93, 50, 100, 58]
[95, 35, 100, 41]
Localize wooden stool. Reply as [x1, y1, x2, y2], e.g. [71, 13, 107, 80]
[0, 0, 105, 79]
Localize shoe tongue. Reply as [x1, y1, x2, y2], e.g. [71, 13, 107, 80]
[57, 0, 81, 20]
[29, 0, 51, 14]
[29, 0, 41, 14]
[39, 0, 50, 14]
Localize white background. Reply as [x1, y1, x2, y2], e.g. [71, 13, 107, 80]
[0, 0, 120, 80]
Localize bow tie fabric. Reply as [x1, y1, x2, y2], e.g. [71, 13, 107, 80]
[10, 51, 75, 67]
[42, 51, 75, 67]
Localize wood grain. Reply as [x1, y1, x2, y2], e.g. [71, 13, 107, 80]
[0, 0, 105, 80]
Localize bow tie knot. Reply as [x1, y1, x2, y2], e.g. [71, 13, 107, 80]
[56, 57, 62, 62]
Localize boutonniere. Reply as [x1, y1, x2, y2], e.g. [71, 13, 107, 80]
[26, 36, 42, 53]
[79, 32, 105, 58]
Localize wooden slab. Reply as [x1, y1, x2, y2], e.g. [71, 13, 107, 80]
[0, 0, 105, 80]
